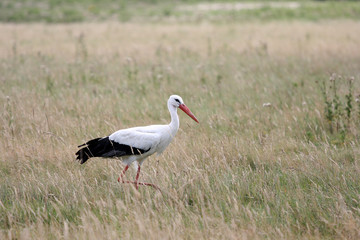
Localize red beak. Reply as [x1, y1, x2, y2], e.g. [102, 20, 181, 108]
[179, 104, 199, 123]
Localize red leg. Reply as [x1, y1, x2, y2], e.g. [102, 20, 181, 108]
[118, 164, 161, 191]
[117, 165, 129, 183]
[135, 165, 141, 190]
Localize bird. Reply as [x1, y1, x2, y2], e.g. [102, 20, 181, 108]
[75, 95, 199, 190]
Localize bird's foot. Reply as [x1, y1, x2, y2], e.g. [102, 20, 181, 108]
[117, 176, 125, 183]
[137, 182, 161, 191]
[122, 181, 161, 191]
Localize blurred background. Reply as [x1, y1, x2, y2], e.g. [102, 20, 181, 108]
[1, 0, 359, 23]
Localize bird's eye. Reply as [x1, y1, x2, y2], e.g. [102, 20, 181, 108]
[175, 99, 180, 103]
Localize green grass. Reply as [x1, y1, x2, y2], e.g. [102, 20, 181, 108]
[1, 0, 360, 23]
[0, 20, 360, 239]
[206, 2, 360, 22]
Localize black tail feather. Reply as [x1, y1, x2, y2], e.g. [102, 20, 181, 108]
[75, 147, 92, 164]
[75, 137, 149, 164]
[76, 137, 102, 164]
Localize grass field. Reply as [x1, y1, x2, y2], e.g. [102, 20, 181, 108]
[1, 0, 360, 22]
[1, 4, 360, 239]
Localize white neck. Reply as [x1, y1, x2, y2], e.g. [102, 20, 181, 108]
[168, 102, 179, 137]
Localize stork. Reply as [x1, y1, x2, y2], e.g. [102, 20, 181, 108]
[75, 95, 199, 190]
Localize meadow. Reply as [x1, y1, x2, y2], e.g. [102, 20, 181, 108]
[1, 2, 360, 239]
[1, 0, 360, 23]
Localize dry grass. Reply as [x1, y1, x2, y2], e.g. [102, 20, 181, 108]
[0, 21, 359, 60]
[0, 21, 360, 239]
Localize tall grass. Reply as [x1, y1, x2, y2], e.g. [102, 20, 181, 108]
[0, 21, 360, 239]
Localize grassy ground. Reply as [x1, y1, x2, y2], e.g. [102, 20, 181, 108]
[1, 0, 360, 23]
[1, 20, 360, 239]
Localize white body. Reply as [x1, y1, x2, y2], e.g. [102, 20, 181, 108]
[108, 96, 181, 166]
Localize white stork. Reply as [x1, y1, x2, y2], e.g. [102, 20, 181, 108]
[76, 95, 199, 190]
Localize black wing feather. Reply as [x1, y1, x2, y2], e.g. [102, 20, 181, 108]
[75, 137, 149, 164]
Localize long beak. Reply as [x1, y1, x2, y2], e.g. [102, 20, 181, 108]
[179, 104, 199, 123]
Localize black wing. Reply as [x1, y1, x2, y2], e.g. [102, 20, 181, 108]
[75, 137, 149, 164]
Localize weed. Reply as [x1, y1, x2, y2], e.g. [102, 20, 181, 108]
[4, 96, 14, 137]
[319, 76, 334, 132]
[345, 77, 354, 122]
[75, 33, 88, 61]
[357, 94, 360, 119]
[317, 74, 357, 139]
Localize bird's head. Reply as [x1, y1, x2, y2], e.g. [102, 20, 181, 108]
[168, 95, 199, 123]
[169, 95, 184, 108]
